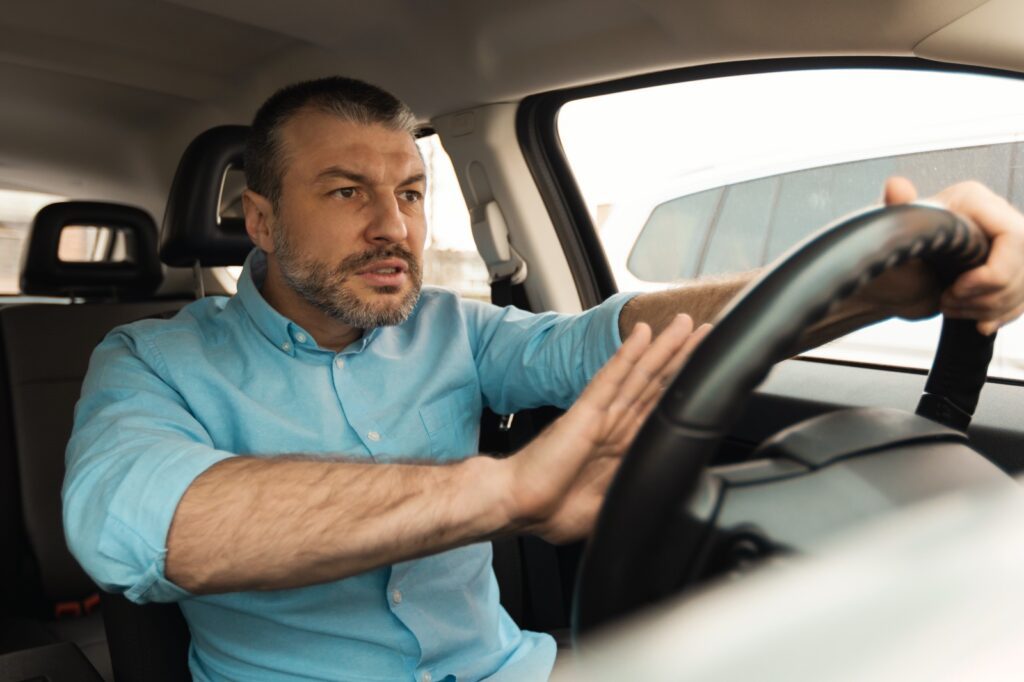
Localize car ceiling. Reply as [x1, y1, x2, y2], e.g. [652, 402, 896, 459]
[0, 0, 1021, 214]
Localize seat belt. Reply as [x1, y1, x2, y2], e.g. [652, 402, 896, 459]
[473, 200, 567, 630]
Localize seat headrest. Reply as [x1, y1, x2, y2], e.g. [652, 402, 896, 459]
[21, 201, 163, 299]
[160, 125, 253, 267]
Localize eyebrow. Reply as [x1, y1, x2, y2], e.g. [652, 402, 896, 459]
[315, 166, 426, 187]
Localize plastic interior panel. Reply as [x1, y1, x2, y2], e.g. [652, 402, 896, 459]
[715, 441, 1019, 550]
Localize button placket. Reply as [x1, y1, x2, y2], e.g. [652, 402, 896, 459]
[330, 356, 382, 457]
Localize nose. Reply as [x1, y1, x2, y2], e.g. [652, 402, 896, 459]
[364, 193, 408, 244]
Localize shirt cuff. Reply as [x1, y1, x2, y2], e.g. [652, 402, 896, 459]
[97, 443, 235, 603]
[583, 291, 640, 381]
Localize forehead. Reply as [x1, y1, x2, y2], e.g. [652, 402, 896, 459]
[277, 108, 423, 184]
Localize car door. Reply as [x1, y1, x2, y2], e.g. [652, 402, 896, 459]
[516, 58, 1024, 473]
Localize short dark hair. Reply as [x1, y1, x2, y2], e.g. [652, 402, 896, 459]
[244, 76, 417, 207]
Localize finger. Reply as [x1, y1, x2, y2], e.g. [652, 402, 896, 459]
[934, 181, 1023, 240]
[884, 176, 918, 206]
[941, 284, 1020, 319]
[940, 304, 1002, 322]
[610, 314, 694, 413]
[941, 283, 1001, 309]
[575, 322, 652, 412]
[929, 182, 1024, 320]
[945, 270, 1006, 301]
[633, 323, 713, 412]
[606, 323, 714, 449]
[978, 302, 1024, 336]
[946, 251, 1019, 301]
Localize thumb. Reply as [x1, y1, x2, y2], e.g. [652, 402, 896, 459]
[884, 176, 918, 206]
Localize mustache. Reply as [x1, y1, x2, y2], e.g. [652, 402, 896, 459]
[338, 244, 420, 277]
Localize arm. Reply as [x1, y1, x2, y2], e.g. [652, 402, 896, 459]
[619, 178, 1024, 349]
[166, 314, 704, 594]
[166, 454, 509, 593]
[618, 270, 889, 353]
[69, 316, 703, 598]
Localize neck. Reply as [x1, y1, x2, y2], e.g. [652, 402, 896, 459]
[260, 256, 363, 352]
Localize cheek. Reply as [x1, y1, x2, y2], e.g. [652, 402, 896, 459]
[408, 217, 428, 252]
[299, 209, 364, 257]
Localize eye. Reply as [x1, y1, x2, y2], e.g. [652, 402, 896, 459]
[331, 187, 358, 199]
[400, 190, 423, 203]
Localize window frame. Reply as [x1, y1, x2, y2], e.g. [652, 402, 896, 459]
[516, 56, 1024, 386]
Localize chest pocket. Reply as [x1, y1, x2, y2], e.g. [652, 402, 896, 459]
[418, 383, 481, 460]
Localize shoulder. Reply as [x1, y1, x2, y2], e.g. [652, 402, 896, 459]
[406, 286, 480, 323]
[104, 295, 235, 359]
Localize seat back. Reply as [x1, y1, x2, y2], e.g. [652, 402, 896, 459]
[0, 201, 185, 678]
[101, 593, 190, 682]
[103, 126, 252, 681]
[3, 302, 185, 606]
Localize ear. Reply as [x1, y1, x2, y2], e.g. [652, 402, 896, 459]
[242, 189, 277, 253]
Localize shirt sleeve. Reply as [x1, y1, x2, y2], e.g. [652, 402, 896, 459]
[464, 292, 638, 415]
[63, 328, 235, 604]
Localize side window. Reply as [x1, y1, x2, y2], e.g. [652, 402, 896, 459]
[558, 68, 1024, 381]
[0, 189, 66, 294]
[417, 134, 488, 301]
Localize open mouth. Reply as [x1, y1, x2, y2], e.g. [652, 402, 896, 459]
[355, 259, 410, 287]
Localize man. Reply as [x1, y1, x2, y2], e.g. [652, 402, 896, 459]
[63, 77, 1024, 681]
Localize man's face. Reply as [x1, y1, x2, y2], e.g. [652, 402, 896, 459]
[267, 109, 427, 328]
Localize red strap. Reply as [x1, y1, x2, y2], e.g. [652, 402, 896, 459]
[54, 592, 101, 619]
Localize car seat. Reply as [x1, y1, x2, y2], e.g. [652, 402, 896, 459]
[0, 200, 186, 679]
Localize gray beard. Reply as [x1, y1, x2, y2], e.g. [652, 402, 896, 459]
[273, 228, 422, 329]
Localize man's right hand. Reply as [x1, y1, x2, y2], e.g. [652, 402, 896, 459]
[503, 314, 710, 544]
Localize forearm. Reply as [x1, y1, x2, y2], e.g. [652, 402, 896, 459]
[619, 271, 757, 337]
[619, 269, 895, 353]
[165, 454, 513, 594]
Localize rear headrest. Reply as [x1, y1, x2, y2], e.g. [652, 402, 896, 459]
[21, 201, 163, 299]
[160, 125, 253, 267]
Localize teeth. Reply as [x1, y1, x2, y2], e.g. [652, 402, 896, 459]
[372, 268, 398, 274]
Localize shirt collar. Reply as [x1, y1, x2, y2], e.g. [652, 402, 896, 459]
[236, 249, 380, 356]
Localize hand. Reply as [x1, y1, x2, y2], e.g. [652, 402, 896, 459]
[504, 314, 711, 543]
[883, 177, 1024, 335]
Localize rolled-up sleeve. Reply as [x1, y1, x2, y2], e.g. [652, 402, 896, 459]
[465, 292, 637, 414]
[63, 329, 235, 604]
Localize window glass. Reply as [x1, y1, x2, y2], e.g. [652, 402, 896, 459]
[0, 189, 66, 293]
[558, 68, 1024, 381]
[58, 225, 134, 263]
[418, 134, 488, 301]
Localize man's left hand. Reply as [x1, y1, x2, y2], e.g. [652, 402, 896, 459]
[882, 177, 1024, 335]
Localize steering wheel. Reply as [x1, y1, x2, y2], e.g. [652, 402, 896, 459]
[573, 203, 992, 637]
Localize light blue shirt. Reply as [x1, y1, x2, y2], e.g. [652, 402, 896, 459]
[64, 250, 634, 681]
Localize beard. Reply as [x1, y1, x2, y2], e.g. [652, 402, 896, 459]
[272, 225, 423, 329]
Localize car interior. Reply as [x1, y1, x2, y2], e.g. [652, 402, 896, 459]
[2, 1, 1024, 680]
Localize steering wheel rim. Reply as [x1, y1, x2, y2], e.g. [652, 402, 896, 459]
[573, 203, 991, 638]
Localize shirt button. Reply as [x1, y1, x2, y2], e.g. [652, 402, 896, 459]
[295, 332, 307, 343]
[281, 341, 292, 352]
[421, 673, 432, 682]
[391, 589, 402, 605]
[368, 431, 381, 442]
[335, 357, 345, 369]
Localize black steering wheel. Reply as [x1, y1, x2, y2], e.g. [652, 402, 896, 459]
[573, 203, 993, 637]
